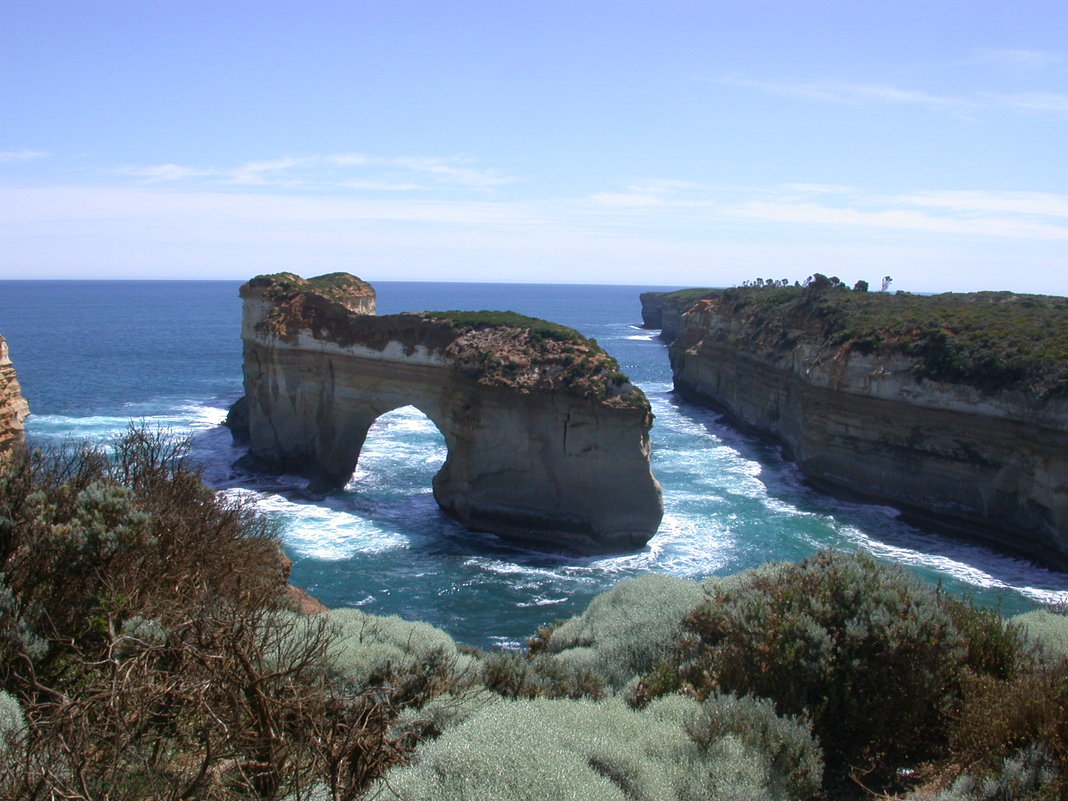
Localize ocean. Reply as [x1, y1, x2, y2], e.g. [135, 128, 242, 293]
[1, 280, 1065, 648]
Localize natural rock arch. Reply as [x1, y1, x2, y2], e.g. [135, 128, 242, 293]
[230, 273, 663, 554]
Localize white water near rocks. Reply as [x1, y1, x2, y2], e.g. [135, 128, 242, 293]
[2, 280, 1065, 647]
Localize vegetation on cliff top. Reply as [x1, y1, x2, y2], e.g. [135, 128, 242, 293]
[694, 284, 1068, 399]
[421, 310, 644, 406]
[247, 271, 375, 303]
[0, 430, 1066, 799]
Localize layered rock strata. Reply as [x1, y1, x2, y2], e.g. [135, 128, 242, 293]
[233, 273, 663, 554]
[667, 289, 1068, 569]
[0, 336, 29, 459]
[640, 289, 716, 341]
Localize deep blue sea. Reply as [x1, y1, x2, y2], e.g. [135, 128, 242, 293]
[1, 280, 1065, 648]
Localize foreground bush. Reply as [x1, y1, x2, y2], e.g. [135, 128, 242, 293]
[537, 573, 707, 688]
[638, 550, 1036, 790]
[0, 430, 424, 800]
[377, 693, 821, 801]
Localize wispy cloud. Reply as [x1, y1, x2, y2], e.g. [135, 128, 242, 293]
[0, 150, 49, 164]
[968, 48, 1066, 71]
[716, 75, 970, 113]
[120, 152, 517, 192]
[584, 181, 1068, 241]
[715, 75, 1068, 117]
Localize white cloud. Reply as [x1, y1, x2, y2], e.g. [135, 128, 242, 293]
[121, 163, 221, 181]
[119, 152, 516, 192]
[2, 178, 1067, 291]
[0, 150, 49, 164]
[900, 190, 1068, 219]
[716, 75, 970, 113]
[716, 75, 1068, 117]
[969, 49, 1066, 71]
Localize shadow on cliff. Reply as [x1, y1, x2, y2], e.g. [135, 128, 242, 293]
[662, 393, 1068, 592]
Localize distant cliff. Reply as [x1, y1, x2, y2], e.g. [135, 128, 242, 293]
[233, 273, 663, 554]
[664, 286, 1068, 569]
[0, 336, 29, 458]
[640, 289, 717, 340]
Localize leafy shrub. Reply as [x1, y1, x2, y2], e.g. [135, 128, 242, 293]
[0, 690, 21, 753]
[643, 550, 1031, 783]
[541, 573, 706, 688]
[479, 650, 605, 700]
[1012, 609, 1068, 657]
[685, 692, 822, 801]
[949, 659, 1068, 799]
[912, 745, 1059, 801]
[0, 427, 287, 684]
[379, 695, 820, 801]
[324, 607, 475, 693]
[0, 429, 423, 800]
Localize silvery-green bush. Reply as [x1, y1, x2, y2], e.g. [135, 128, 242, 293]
[0, 690, 22, 753]
[543, 573, 706, 688]
[1012, 609, 1068, 657]
[910, 744, 1058, 801]
[324, 608, 475, 689]
[376, 694, 820, 801]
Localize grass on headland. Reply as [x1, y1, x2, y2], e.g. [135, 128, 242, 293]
[694, 284, 1068, 399]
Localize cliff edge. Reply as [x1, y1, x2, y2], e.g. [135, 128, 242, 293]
[666, 286, 1068, 569]
[640, 289, 717, 340]
[0, 336, 29, 459]
[233, 273, 663, 554]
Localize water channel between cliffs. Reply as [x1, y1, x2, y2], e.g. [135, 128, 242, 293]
[3, 280, 1067, 649]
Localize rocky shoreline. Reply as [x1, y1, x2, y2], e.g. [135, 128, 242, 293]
[644, 287, 1068, 570]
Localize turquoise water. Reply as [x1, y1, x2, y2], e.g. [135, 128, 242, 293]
[2, 280, 1065, 647]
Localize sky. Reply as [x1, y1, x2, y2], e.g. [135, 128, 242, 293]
[2, 1, 1067, 292]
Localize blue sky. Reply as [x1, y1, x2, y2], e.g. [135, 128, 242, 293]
[2, 1, 1067, 292]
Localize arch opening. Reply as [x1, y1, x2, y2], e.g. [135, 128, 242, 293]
[345, 405, 448, 500]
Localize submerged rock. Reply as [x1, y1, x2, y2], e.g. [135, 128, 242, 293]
[233, 273, 663, 554]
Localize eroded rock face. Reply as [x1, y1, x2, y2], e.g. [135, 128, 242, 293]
[0, 336, 29, 459]
[640, 290, 717, 341]
[235, 273, 663, 554]
[669, 295, 1068, 569]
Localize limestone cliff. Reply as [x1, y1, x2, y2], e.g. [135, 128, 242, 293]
[667, 287, 1068, 569]
[0, 336, 29, 459]
[640, 289, 717, 341]
[234, 273, 663, 554]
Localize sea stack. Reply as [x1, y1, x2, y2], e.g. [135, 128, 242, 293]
[232, 273, 663, 554]
[663, 284, 1068, 569]
[0, 336, 30, 459]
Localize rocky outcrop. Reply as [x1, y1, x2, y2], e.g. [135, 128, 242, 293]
[640, 289, 717, 341]
[668, 288, 1068, 569]
[234, 273, 663, 554]
[0, 336, 29, 459]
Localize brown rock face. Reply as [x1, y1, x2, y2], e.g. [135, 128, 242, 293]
[234, 273, 663, 554]
[0, 336, 30, 458]
[669, 295, 1068, 569]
